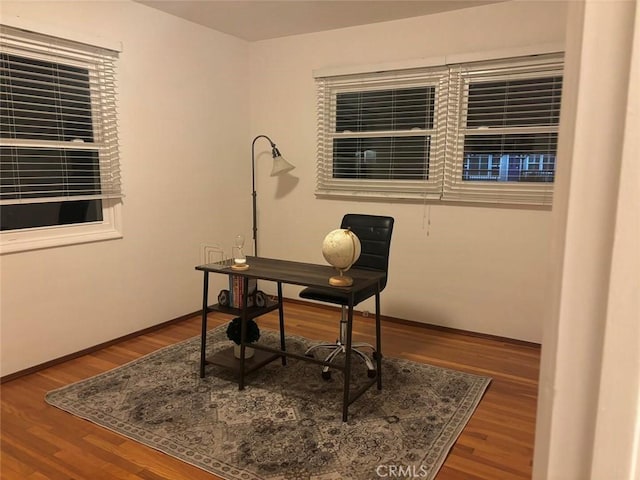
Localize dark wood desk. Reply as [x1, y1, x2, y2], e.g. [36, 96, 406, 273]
[195, 256, 384, 421]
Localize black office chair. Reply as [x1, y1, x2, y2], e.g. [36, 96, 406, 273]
[300, 214, 394, 380]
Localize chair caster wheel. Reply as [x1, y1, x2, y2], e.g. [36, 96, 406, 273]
[322, 370, 331, 380]
[367, 369, 377, 378]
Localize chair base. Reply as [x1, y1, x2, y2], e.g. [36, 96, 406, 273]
[305, 341, 377, 379]
[304, 304, 379, 380]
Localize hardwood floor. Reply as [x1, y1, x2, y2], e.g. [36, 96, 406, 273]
[1, 301, 541, 479]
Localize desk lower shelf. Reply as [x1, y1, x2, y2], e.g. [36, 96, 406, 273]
[206, 298, 280, 320]
[206, 346, 280, 374]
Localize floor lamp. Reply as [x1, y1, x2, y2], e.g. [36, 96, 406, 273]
[251, 135, 295, 257]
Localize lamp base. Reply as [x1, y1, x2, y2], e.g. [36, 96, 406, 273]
[231, 264, 250, 271]
[329, 275, 353, 286]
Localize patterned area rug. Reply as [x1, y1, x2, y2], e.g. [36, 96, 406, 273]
[46, 326, 491, 480]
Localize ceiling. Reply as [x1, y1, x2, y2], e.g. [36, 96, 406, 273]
[136, 0, 506, 41]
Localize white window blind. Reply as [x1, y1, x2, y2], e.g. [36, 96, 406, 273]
[316, 67, 449, 200]
[0, 24, 122, 206]
[443, 55, 563, 205]
[315, 53, 564, 206]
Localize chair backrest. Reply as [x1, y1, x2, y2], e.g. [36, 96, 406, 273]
[341, 214, 394, 291]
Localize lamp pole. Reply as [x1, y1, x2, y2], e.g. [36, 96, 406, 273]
[251, 135, 294, 257]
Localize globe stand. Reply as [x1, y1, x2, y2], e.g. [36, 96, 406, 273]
[329, 269, 353, 287]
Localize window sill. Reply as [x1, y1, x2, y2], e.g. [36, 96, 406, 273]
[1, 201, 122, 254]
[1, 227, 123, 254]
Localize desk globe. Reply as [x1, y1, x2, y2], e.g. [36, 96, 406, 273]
[322, 228, 361, 286]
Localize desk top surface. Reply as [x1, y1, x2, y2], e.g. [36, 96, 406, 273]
[196, 256, 384, 292]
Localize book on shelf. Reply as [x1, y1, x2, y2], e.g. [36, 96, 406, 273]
[229, 274, 257, 308]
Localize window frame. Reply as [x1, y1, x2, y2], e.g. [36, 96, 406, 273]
[316, 67, 450, 200]
[0, 23, 123, 254]
[315, 52, 564, 206]
[443, 57, 564, 205]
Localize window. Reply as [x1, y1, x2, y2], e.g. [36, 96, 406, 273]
[334, 87, 433, 180]
[1, 24, 122, 253]
[316, 68, 449, 199]
[444, 58, 563, 204]
[316, 54, 563, 206]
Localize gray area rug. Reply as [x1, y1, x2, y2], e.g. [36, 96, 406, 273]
[46, 326, 491, 480]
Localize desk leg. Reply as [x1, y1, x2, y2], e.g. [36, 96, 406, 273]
[199, 271, 209, 378]
[342, 293, 355, 422]
[239, 276, 248, 391]
[277, 282, 287, 366]
[375, 285, 382, 390]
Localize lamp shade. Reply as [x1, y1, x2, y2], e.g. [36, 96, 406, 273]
[270, 155, 295, 176]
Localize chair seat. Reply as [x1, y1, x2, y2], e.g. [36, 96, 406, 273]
[299, 284, 380, 307]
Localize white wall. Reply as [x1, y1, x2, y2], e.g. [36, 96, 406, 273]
[248, 0, 568, 343]
[0, 1, 251, 376]
[0, 0, 569, 377]
[534, 0, 640, 478]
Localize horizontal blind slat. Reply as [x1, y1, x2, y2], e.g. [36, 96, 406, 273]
[316, 67, 447, 198]
[1, 25, 122, 206]
[442, 56, 562, 206]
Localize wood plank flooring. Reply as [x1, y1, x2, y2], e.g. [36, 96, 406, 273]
[1, 301, 541, 479]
